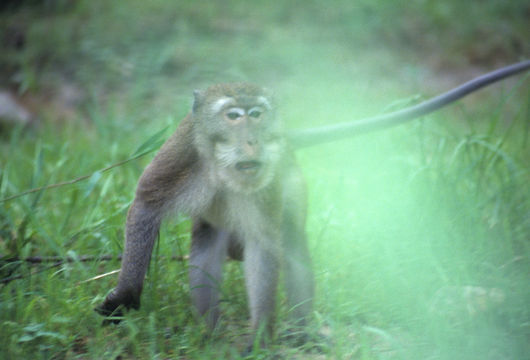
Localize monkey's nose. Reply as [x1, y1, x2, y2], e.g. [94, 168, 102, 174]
[243, 140, 258, 157]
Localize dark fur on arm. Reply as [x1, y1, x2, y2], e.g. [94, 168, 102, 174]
[95, 115, 198, 320]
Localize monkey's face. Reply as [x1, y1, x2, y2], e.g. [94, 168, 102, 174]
[193, 84, 285, 193]
[211, 104, 284, 193]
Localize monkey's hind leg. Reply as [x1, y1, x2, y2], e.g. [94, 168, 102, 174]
[243, 239, 280, 351]
[189, 220, 230, 329]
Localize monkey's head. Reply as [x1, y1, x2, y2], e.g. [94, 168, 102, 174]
[191, 83, 285, 193]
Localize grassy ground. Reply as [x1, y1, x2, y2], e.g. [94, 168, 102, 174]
[1, 1, 529, 359]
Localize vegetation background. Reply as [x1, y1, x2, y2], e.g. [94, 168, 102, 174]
[0, 1, 528, 359]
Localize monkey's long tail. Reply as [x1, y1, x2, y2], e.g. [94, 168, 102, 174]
[288, 60, 530, 149]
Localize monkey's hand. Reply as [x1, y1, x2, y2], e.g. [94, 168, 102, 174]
[94, 288, 140, 324]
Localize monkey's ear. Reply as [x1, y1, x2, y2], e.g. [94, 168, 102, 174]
[192, 89, 205, 114]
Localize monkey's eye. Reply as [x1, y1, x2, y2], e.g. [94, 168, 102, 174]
[248, 110, 262, 119]
[226, 111, 242, 121]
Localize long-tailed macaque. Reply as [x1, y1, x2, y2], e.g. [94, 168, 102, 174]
[96, 83, 313, 347]
[95, 60, 529, 349]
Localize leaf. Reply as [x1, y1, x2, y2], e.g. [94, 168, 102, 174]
[50, 315, 70, 324]
[131, 126, 168, 157]
[66, 250, 79, 261]
[23, 323, 44, 333]
[37, 331, 66, 340]
[18, 334, 37, 342]
[83, 171, 102, 198]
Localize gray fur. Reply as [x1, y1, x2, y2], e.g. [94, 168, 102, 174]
[95, 83, 314, 349]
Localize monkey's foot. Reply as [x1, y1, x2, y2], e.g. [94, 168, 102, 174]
[94, 305, 124, 325]
[94, 289, 140, 325]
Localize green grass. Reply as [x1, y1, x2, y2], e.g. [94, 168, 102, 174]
[1, 1, 529, 359]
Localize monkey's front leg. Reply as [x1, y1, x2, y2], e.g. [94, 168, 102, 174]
[95, 200, 161, 320]
[244, 239, 280, 350]
[189, 220, 230, 329]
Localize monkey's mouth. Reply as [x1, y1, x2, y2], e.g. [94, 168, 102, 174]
[235, 160, 262, 172]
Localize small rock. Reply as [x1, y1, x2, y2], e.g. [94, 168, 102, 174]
[0, 90, 33, 127]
